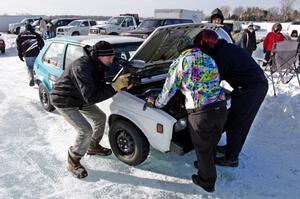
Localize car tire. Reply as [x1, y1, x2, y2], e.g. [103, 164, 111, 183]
[109, 120, 150, 166]
[71, 32, 80, 36]
[38, 84, 55, 112]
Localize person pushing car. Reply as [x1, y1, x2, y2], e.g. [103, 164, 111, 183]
[50, 41, 132, 178]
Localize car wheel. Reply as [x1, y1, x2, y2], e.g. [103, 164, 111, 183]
[15, 27, 20, 35]
[38, 84, 55, 112]
[1, 49, 4, 53]
[109, 120, 150, 166]
[71, 32, 80, 36]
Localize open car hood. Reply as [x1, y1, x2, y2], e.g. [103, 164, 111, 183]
[113, 23, 232, 83]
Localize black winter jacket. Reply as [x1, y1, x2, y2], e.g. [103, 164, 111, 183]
[209, 39, 267, 89]
[16, 30, 44, 58]
[50, 56, 116, 108]
[241, 29, 257, 53]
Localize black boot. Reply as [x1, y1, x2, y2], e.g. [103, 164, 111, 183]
[216, 145, 227, 154]
[67, 150, 88, 179]
[215, 156, 239, 167]
[28, 70, 35, 87]
[194, 160, 199, 170]
[87, 140, 112, 156]
[192, 175, 215, 193]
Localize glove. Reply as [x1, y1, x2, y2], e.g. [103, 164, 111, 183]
[143, 96, 155, 110]
[263, 48, 266, 54]
[112, 73, 133, 92]
[18, 54, 24, 62]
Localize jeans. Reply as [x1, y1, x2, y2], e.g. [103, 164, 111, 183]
[24, 57, 36, 71]
[56, 104, 107, 157]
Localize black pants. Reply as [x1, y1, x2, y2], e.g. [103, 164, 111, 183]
[225, 82, 268, 161]
[263, 51, 271, 66]
[188, 102, 227, 187]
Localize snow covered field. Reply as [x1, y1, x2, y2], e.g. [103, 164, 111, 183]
[0, 32, 299, 199]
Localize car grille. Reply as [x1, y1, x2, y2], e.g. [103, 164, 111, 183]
[57, 29, 64, 32]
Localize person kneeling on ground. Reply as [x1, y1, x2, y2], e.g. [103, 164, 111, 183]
[146, 32, 227, 192]
[50, 41, 132, 179]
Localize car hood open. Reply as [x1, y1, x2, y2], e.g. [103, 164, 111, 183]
[113, 23, 231, 83]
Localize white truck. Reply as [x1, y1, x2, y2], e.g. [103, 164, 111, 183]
[89, 14, 139, 35]
[56, 19, 97, 36]
[154, 9, 204, 23]
[8, 17, 40, 34]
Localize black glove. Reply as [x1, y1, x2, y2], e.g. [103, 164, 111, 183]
[18, 54, 24, 62]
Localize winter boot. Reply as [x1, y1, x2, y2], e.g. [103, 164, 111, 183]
[87, 139, 112, 156]
[191, 174, 215, 193]
[28, 70, 34, 87]
[215, 156, 239, 167]
[216, 145, 227, 154]
[67, 150, 88, 179]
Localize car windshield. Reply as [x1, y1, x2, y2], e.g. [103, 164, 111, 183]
[68, 21, 81, 26]
[32, 20, 39, 26]
[107, 17, 124, 25]
[138, 20, 163, 28]
[20, 18, 29, 23]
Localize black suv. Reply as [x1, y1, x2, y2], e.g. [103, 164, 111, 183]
[120, 18, 193, 39]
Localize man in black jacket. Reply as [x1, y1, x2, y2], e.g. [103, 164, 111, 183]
[16, 23, 44, 86]
[210, 8, 233, 40]
[198, 30, 268, 167]
[241, 22, 257, 55]
[50, 41, 132, 178]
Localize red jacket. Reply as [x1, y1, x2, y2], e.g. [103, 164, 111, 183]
[263, 32, 284, 52]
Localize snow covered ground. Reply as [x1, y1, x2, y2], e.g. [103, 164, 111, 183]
[0, 32, 299, 199]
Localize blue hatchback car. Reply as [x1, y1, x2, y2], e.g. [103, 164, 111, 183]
[34, 35, 144, 111]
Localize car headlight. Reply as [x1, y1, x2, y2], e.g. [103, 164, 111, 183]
[174, 117, 188, 132]
[142, 34, 148, 39]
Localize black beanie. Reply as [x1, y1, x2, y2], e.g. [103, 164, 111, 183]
[25, 23, 33, 31]
[92, 41, 115, 57]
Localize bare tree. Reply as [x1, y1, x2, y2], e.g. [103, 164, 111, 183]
[232, 6, 245, 19]
[220, 6, 231, 18]
[266, 7, 281, 21]
[280, 0, 297, 21]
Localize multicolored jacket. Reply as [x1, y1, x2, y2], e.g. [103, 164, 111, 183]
[155, 48, 225, 109]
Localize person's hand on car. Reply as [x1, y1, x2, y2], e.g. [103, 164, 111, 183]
[143, 96, 156, 110]
[112, 73, 133, 92]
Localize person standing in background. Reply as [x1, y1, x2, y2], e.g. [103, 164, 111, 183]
[241, 22, 257, 56]
[16, 24, 44, 86]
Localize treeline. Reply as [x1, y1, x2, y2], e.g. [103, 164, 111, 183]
[215, 0, 300, 21]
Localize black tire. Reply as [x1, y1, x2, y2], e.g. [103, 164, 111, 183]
[108, 32, 118, 35]
[38, 84, 55, 112]
[71, 32, 80, 36]
[15, 27, 20, 35]
[109, 120, 149, 166]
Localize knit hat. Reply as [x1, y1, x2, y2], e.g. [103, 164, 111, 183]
[25, 23, 33, 31]
[92, 41, 115, 57]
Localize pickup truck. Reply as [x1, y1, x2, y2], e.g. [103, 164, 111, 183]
[56, 19, 97, 36]
[89, 15, 139, 35]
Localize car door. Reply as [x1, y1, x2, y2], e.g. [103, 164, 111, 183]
[41, 42, 66, 89]
[81, 21, 90, 35]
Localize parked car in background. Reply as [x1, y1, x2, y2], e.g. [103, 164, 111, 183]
[50, 18, 77, 36]
[0, 33, 5, 53]
[20, 20, 41, 33]
[120, 18, 193, 39]
[34, 24, 232, 166]
[89, 15, 139, 35]
[56, 19, 97, 36]
[8, 17, 40, 34]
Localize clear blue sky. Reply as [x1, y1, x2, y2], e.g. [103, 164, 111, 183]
[1, 0, 299, 17]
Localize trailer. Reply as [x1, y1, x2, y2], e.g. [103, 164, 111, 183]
[154, 9, 204, 23]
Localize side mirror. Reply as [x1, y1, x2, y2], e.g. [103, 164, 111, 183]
[131, 59, 145, 68]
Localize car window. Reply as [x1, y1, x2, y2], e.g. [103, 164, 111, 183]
[138, 19, 163, 28]
[125, 17, 134, 27]
[42, 42, 65, 68]
[68, 20, 81, 26]
[90, 21, 97, 26]
[65, 44, 87, 68]
[82, 21, 89, 27]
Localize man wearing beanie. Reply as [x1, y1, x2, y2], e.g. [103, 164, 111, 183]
[50, 40, 132, 178]
[210, 8, 233, 41]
